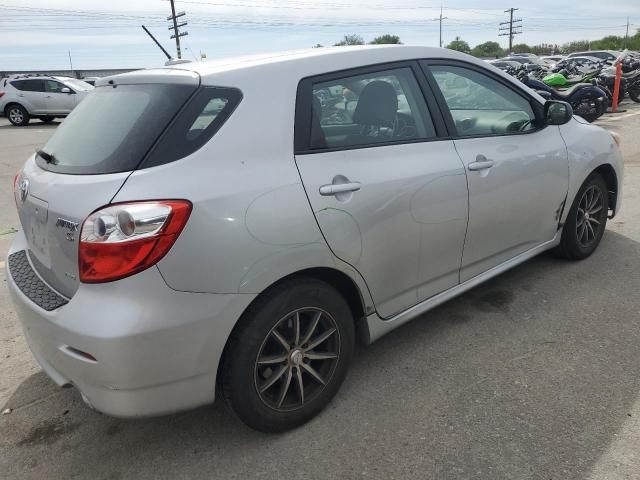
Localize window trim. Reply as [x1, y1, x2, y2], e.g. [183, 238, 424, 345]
[420, 59, 547, 140]
[294, 60, 450, 155]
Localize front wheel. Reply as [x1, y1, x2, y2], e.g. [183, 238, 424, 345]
[222, 278, 355, 432]
[6, 104, 30, 126]
[553, 173, 608, 260]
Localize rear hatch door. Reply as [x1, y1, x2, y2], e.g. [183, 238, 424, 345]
[15, 69, 200, 298]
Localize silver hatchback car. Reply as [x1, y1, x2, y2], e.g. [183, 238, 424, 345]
[7, 46, 623, 432]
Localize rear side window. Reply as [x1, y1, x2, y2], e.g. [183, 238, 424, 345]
[143, 87, 241, 168]
[11, 80, 45, 92]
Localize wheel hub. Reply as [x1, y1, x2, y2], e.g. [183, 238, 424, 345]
[254, 308, 340, 412]
[290, 349, 303, 366]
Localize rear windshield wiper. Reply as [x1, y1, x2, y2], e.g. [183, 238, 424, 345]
[36, 149, 57, 165]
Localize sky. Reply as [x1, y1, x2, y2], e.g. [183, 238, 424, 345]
[0, 0, 638, 70]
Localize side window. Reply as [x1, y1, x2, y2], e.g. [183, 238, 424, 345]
[309, 67, 436, 149]
[429, 65, 536, 136]
[11, 80, 45, 92]
[46, 80, 68, 93]
[144, 87, 242, 168]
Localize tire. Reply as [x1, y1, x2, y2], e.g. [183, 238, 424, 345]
[222, 277, 355, 433]
[629, 86, 640, 103]
[39, 116, 55, 123]
[5, 104, 30, 126]
[573, 99, 603, 123]
[553, 173, 608, 260]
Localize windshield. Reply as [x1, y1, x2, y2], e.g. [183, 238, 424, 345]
[62, 78, 94, 92]
[38, 83, 197, 174]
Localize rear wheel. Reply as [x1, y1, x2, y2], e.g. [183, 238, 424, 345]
[553, 173, 608, 260]
[222, 278, 355, 433]
[6, 104, 29, 126]
[573, 99, 604, 123]
[629, 86, 640, 103]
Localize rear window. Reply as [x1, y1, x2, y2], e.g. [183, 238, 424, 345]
[11, 79, 45, 92]
[37, 84, 241, 174]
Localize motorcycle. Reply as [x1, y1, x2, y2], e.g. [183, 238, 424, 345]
[518, 72, 607, 122]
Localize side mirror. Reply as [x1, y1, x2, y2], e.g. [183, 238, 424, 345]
[545, 100, 573, 125]
[60, 87, 73, 94]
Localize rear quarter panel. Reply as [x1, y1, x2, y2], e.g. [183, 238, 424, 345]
[111, 65, 374, 308]
[559, 117, 623, 221]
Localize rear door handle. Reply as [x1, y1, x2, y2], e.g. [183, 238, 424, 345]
[468, 155, 495, 171]
[319, 182, 361, 196]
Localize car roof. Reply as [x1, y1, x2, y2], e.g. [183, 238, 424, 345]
[99, 45, 490, 86]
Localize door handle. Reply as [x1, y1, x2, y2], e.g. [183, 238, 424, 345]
[319, 181, 361, 196]
[17, 94, 24, 97]
[468, 155, 495, 171]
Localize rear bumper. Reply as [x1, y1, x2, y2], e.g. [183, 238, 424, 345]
[6, 230, 255, 418]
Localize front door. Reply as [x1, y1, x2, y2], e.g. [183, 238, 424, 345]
[44, 80, 76, 114]
[294, 63, 469, 318]
[425, 62, 569, 282]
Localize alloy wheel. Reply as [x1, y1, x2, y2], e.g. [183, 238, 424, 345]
[254, 307, 341, 412]
[576, 184, 605, 247]
[9, 108, 23, 124]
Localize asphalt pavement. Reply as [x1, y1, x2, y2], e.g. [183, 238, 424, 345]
[1, 103, 640, 480]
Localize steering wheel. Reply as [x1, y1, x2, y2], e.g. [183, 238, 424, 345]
[392, 114, 417, 139]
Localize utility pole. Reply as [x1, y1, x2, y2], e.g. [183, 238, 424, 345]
[67, 50, 73, 71]
[498, 8, 522, 53]
[167, 0, 188, 59]
[438, 6, 448, 48]
[432, 6, 448, 48]
[625, 17, 630, 48]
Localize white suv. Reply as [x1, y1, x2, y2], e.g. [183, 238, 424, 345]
[0, 75, 93, 126]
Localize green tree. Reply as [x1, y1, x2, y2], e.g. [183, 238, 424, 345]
[334, 34, 365, 46]
[445, 36, 471, 54]
[561, 40, 590, 53]
[369, 34, 402, 45]
[511, 43, 532, 54]
[470, 41, 504, 58]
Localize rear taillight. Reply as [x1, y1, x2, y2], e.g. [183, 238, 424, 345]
[13, 170, 21, 207]
[0, 91, 5, 99]
[79, 200, 192, 283]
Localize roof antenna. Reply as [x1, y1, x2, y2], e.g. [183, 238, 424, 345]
[141, 25, 172, 60]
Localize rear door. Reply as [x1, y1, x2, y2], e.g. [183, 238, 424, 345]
[12, 79, 47, 113]
[294, 62, 468, 318]
[15, 75, 200, 298]
[423, 61, 569, 282]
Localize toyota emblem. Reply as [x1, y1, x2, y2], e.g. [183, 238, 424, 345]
[18, 177, 29, 203]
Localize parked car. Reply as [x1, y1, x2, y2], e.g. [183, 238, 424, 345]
[7, 46, 623, 433]
[0, 75, 93, 126]
[499, 56, 547, 66]
[489, 60, 523, 72]
[541, 55, 565, 66]
[81, 76, 101, 86]
[568, 50, 619, 62]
